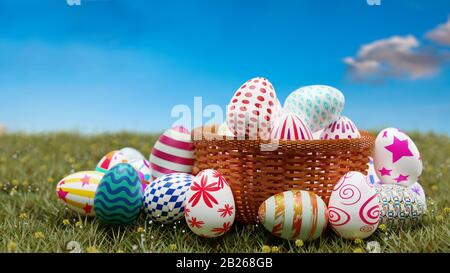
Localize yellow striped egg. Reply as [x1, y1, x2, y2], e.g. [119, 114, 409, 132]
[56, 171, 104, 216]
[258, 190, 328, 241]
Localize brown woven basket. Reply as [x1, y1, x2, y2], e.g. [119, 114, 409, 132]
[192, 125, 375, 224]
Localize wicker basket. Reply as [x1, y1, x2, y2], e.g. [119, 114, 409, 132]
[192, 125, 375, 224]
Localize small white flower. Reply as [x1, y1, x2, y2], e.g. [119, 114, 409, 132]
[366, 241, 381, 253]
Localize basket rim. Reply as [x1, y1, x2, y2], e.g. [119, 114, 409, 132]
[191, 125, 375, 152]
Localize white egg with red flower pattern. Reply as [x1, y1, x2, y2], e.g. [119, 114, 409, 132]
[320, 116, 360, 140]
[328, 171, 380, 239]
[270, 112, 313, 140]
[373, 128, 422, 187]
[226, 77, 278, 139]
[184, 169, 235, 238]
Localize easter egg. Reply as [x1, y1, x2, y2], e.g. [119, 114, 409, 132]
[129, 159, 151, 190]
[320, 116, 360, 140]
[270, 112, 313, 140]
[216, 122, 234, 137]
[94, 163, 143, 225]
[226, 77, 278, 139]
[328, 171, 380, 239]
[143, 173, 193, 223]
[184, 169, 235, 238]
[284, 85, 345, 132]
[312, 129, 324, 140]
[96, 151, 129, 173]
[410, 182, 427, 210]
[56, 171, 104, 216]
[373, 128, 422, 187]
[366, 157, 382, 187]
[120, 147, 146, 161]
[258, 190, 328, 241]
[375, 184, 426, 227]
[149, 126, 194, 180]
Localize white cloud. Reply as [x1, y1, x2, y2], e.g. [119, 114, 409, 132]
[344, 35, 443, 82]
[426, 16, 450, 46]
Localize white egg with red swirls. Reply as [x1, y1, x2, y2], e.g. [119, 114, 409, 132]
[184, 169, 235, 238]
[328, 171, 380, 239]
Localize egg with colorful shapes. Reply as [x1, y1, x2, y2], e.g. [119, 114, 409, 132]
[328, 171, 380, 239]
[226, 77, 278, 139]
[94, 163, 143, 225]
[56, 171, 104, 216]
[320, 116, 360, 140]
[149, 126, 195, 180]
[366, 157, 382, 187]
[143, 173, 193, 224]
[373, 128, 422, 187]
[96, 151, 130, 173]
[120, 147, 146, 161]
[270, 112, 313, 140]
[258, 190, 328, 242]
[409, 182, 427, 210]
[284, 85, 345, 132]
[184, 169, 235, 238]
[129, 159, 151, 190]
[375, 184, 426, 227]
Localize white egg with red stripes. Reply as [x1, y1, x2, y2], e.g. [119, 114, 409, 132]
[270, 112, 313, 140]
[149, 126, 195, 180]
[320, 116, 360, 140]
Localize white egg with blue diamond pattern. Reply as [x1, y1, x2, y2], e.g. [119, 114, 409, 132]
[143, 173, 194, 224]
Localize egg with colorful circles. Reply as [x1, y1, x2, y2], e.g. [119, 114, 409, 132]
[96, 150, 130, 173]
[226, 77, 280, 139]
[258, 190, 328, 242]
[56, 171, 104, 216]
[284, 85, 345, 132]
[94, 163, 143, 225]
[149, 126, 195, 180]
[328, 171, 380, 239]
[373, 128, 422, 187]
[320, 116, 360, 140]
[143, 173, 193, 224]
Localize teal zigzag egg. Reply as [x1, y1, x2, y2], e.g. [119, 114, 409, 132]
[94, 163, 143, 225]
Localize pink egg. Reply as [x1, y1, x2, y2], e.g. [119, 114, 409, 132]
[270, 112, 313, 140]
[373, 128, 422, 187]
[226, 77, 278, 139]
[149, 126, 194, 180]
[328, 171, 380, 239]
[320, 116, 360, 140]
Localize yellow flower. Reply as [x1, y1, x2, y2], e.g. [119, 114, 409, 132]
[63, 219, 70, 226]
[75, 220, 83, 228]
[116, 249, 124, 253]
[7, 241, 18, 253]
[34, 232, 45, 239]
[12, 179, 19, 186]
[19, 213, 28, 219]
[353, 247, 364, 253]
[430, 185, 438, 192]
[136, 227, 145, 233]
[436, 215, 444, 222]
[271, 246, 280, 253]
[354, 238, 363, 245]
[378, 224, 387, 232]
[443, 207, 450, 214]
[295, 239, 304, 247]
[262, 245, 271, 253]
[47, 178, 54, 183]
[86, 247, 99, 253]
[169, 244, 178, 251]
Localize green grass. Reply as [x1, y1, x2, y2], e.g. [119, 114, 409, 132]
[0, 132, 449, 253]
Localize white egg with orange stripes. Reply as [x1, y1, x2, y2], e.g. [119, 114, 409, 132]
[149, 126, 195, 180]
[258, 190, 328, 242]
[56, 171, 104, 216]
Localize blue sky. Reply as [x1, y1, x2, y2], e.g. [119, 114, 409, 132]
[0, 0, 449, 134]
